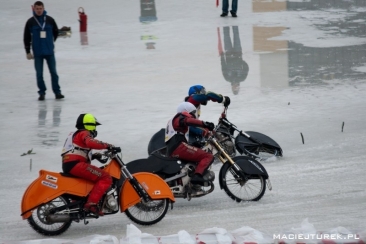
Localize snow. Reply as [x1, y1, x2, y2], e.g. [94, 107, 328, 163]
[1, 0, 366, 243]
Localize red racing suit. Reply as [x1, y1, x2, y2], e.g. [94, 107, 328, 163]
[185, 92, 224, 137]
[165, 112, 214, 175]
[62, 130, 112, 204]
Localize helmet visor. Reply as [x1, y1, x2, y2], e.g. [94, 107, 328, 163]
[194, 86, 206, 95]
[94, 117, 101, 126]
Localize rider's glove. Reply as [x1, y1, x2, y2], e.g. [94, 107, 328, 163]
[109, 146, 121, 153]
[91, 153, 102, 160]
[203, 121, 215, 131]
[223, 96, 231, 107]
[201, 128, 210, 137]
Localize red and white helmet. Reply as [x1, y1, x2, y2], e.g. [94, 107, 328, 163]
[176, 102, 197, 118]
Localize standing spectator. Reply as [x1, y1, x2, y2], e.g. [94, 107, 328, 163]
[220, 0, 238, 17]
[219, 26, 249, 94]
[24, 1, 64, 101]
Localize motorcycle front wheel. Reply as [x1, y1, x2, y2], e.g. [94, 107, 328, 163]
[222, 165, 266, 202]
[27, 196, 72, 236]
[125, 198, 169, 225]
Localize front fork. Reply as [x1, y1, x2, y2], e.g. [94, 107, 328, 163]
[211, 138, 249, 181]
[120, 164, 150, 203]
[128, 177, 150, 202]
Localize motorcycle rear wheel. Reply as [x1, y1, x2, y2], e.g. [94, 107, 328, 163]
[125, 198, 169, 225]
[27, 196, 72, 236]
[222, 165, 266, 202]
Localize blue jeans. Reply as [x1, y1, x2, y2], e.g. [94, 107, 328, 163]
[34, 55, 61, 95]
[222, 0, 238, 14]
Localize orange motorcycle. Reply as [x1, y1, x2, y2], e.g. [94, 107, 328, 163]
[21, 149, 175, 236]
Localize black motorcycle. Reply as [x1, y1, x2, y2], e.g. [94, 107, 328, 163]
[127, 117, 272, 202]
[148, 107, 283, 161]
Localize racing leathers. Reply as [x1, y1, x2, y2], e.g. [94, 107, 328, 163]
[165, 112, 214, 176]
[184, 91, 229, 141]
[61, 129, 113, 205]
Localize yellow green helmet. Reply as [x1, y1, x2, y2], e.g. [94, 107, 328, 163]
[75, 113, 101, 131]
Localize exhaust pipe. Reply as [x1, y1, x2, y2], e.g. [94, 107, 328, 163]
[164, 172, 187, 182]
[47, 214, 71, 223]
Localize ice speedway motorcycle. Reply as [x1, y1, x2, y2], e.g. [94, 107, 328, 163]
[148, 107, 283, 161]
[21, 148, 175, 236]
[127, 108, 273, 202]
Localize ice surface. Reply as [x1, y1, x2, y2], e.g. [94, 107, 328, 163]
[1, 0, 366, 243]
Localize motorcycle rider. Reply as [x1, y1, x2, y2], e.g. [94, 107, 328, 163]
[184, 85, 231, 143]
[61, 113, 121, 216]
[165, 102, 216, 185]
[185, 84, 231, 119]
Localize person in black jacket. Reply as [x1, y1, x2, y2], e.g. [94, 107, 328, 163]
[23, 1, 64, 101]
[219, 26, 249, 95]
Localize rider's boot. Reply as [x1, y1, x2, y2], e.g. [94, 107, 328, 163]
[203, 170, 215, 181]
[190, 173, 209, 185]
[84, 202, 104, 216]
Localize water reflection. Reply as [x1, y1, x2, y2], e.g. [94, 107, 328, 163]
[286, 0, 366, 10]
[140, 0, 158, 49]
[288, 43, 366, 86]
[252, 0, 366, 87]
[37, 102, 62, 147]
[80, 32, 88, 46]
[218, 26, 249, 95]
[253, 0, 366, 13]
[287, 0, 366, 86]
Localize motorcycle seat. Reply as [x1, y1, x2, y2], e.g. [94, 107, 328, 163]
[126, 153, 182, 175]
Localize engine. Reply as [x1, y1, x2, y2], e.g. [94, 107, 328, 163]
[215, 130, 236, 157]
[103, 188, 118, 212]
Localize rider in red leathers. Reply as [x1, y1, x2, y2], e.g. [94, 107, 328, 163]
[165, 102, 216, 185]
[61, 113, 121, 216]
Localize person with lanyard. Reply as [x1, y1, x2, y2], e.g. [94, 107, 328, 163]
[23, 1, 64, 101]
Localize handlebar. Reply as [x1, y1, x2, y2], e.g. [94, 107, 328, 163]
[94, 148, 122, 164]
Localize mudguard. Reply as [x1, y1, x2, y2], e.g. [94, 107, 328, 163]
[21, 170, 94, 219]
[235, 131, 283, 156]
[147, 128, 166, 155]
[218, 156, 269, 189]
[120, 172, 175, 211]
[126, 153, 182, 175]
[21, 160, 122, 219]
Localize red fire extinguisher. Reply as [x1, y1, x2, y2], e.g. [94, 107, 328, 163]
[78, 7, 87, 32]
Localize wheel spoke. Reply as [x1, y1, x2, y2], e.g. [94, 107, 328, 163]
[28, 196, 72, 235]
[223, 164, 266, 202]
[125, 199, 169, 225]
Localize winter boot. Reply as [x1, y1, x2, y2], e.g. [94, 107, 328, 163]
[55, 94, 65, 99]
[203, 170, 215, 182]
[190, 173, 209, 185]
[84, 202, 104, 216]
